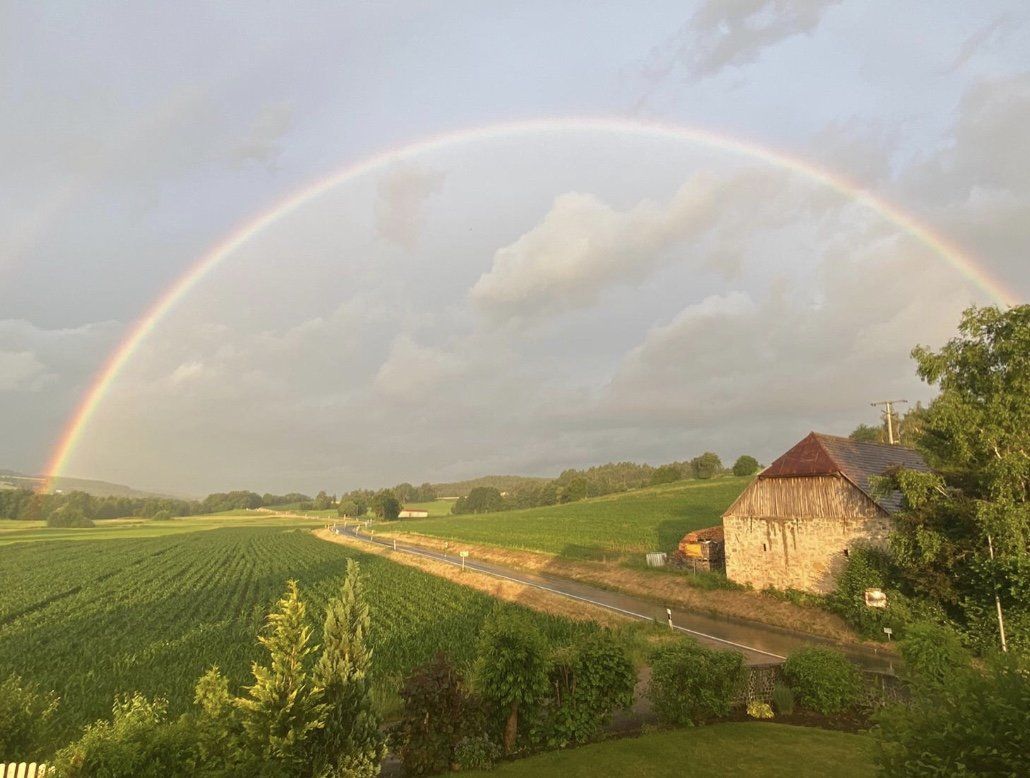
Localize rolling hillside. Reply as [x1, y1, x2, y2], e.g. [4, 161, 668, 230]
[387, 476, 751, 559]
[0, 469, 179, 499]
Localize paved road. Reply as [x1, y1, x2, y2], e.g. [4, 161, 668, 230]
[330, 525, 898, 672]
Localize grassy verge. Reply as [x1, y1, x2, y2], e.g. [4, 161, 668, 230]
[367, 531, 864, 644]
[469, 723, 875, 777]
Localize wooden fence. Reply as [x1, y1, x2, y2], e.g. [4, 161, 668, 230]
[2, 764, 49, 778]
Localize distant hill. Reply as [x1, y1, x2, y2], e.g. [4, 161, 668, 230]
[431, 474, 549, 498]
[0, 470, 177, 499]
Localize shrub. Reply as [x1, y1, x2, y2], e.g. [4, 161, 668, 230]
[540, 631, 636, 747]
[647, 640, 744, 726]
[829, 545, 897, 639]
[395, 653, 472, 775]
[453, 735, 502, 772]
[52, 694, 195, 777]
[898, 621, 970, 688]
[476, 611, 550, 753]
[771, 682, 795, 715]
[0, 674, 59, 758]
[782, 648, 862, 715]
[746, 701, 774, 719]
[875, 650, 1030, 776]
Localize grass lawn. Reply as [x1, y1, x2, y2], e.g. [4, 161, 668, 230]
[389, 477, 751, 559]
[471, 723, 876, 777]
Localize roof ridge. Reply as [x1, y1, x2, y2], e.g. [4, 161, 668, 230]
[813, 431, 921, 453]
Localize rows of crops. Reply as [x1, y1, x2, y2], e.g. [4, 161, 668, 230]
[0, 526, 599, 746]
[388, 477, 751, 558]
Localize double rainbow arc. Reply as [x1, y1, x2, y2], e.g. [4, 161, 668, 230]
[43, 117, 1019, 488]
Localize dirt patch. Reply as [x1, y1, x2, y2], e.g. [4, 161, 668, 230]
[314, 529, 628, 628]
[374, 530, 885, 648]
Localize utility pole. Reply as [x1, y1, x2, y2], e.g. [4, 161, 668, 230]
[870, 399, 907, 444]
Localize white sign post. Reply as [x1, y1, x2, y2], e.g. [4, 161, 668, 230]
[883, 626, 893, 641]
[666, 607, 674, 630]
[459, 550, 469, 571]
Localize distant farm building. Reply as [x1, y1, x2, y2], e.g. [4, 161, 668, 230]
[722, 432, 930, 594]
[677, 525, 725, 572]
[398, 508, 429, 518]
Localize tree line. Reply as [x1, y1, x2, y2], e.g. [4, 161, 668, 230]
[450, 452, 759, 515]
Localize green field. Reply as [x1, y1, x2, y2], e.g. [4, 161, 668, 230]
[389, 478, 751, 558]
[402, 498, 457, 516]
[0, 519, 601, 749]
[471, 723, 875, 777]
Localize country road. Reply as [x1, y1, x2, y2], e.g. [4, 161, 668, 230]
[329, 525, 898, 672]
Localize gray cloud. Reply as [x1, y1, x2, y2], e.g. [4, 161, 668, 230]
[946, 15, 1012, 73]
[641, 0, 841, 82]
[230, 102, 294, 169]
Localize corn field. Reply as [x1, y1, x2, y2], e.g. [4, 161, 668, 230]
[0, 526, 598, 747]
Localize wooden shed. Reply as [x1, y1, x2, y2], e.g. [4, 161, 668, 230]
[722, 432, 930, 594]
[677, 525, 725, 572]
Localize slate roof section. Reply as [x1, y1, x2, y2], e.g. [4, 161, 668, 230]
[760, 432, 931, 514]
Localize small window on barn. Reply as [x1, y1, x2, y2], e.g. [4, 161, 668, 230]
[843, 548, 850, 557]
[762, 543, 767, 552]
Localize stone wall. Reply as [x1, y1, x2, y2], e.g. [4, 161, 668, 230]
[723, 476, 893, 594]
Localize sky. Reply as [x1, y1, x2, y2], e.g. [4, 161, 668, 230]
[2, 0, 1028, 496]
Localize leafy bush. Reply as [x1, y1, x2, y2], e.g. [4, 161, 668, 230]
[475, 611, 550, 752]
[875, 650, 1030, 776]
[395, 653, 473, 775]
[52, 694, 195, 777]
[453, 735, 502, 771]
[829, 545, 898, 639]
[0, 674, 59, 759]
[898, 621, 970, 688]
[647, 640, 744, 726]
[782, 648, 862, 715]
[539, 630, 636, 746]
[771, 682, 795, 715]
[746, 701, 774, 719]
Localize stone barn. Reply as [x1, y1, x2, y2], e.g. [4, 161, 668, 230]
[722, 432, 930, 594]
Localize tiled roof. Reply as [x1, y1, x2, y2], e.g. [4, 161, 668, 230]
[683, 525, 724, 543]
[760, 432, 931, 514]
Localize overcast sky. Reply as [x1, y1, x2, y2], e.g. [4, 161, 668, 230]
[3, 1, 1028, 496]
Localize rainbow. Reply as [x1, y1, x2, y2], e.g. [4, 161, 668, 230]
[42, 117, 1020, 488]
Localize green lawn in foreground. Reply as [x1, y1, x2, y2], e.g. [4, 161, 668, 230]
[470, 723, 875, 777]
[389, 477, 751, 558]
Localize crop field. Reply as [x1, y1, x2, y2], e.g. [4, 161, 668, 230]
[0, 521, 600, 748]
[386, 477, 751, 559]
